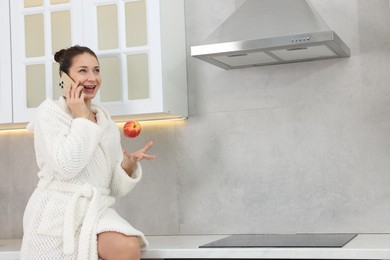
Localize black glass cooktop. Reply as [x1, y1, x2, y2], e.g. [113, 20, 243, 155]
[199, 233, 357, 248]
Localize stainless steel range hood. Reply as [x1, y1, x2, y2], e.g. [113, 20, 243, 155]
[191, 0, 351, 69]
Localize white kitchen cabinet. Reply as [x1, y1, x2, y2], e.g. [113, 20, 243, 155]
[8, 0, 187, 125]
[10, 0, 83, 123]
[0, 0, 12, 124]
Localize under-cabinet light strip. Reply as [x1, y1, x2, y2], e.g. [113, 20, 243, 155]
[0, 117, 187, 133]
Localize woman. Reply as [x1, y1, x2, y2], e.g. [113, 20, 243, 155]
[20, 45, 155, 260]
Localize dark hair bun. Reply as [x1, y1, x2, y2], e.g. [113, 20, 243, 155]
[54, 45, 98, 74]
[54, 49, 66, 63]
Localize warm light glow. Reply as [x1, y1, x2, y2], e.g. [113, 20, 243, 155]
[0, 128, 31, 135]
[0, 117, 187, 135]
[116, 117, 187, 128]
[0, 117, 187, 133]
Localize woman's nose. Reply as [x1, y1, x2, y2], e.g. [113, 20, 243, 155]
[86, 71, 97, 81]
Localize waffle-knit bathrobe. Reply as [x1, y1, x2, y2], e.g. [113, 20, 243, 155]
[20, 97, 148, 260]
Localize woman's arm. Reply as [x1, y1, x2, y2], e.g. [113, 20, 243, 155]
[110, 141, 156, 198]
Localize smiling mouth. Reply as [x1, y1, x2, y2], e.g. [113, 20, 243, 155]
[83, 86, 96, 91]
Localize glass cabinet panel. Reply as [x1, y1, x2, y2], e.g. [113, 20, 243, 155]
[52, 63, 62, 100]
[26, 64, 46, 108]
[100, 56, 121, 102]
[125, 1, 147, 47]
[51, 11, 71, 54]
[51, 0, 69, 4]
[0, 0, 12, 124]
[25, 14, 45, 58]
[127, 53, 149, 100]
[97, 5, 119, 50]
[24, 0, 43, 8]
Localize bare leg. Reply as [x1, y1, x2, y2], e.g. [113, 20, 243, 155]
[98, 231, 141, 260]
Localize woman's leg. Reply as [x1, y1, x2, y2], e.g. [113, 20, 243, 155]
[98, 231, 141, 260]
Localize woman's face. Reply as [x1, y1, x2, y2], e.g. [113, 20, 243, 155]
[68, 52, 101, 100]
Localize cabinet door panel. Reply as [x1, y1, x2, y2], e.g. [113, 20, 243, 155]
[51, 0, 69, 4]
[86, 0, 158, 116]
[127, 53, 149, 100]
[24, 0, 43, 8]
[24, 14, 45, 58]
[0, 0, 12, 124]
[125, 0, 147, 47]
[100, 56, 121, 102]
[11, 0, 83, 123]
[97, 4, 119, 50]
[51, 10, 72, 54]
[26, 64, 46, 108]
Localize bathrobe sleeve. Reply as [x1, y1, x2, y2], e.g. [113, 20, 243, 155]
[33, 100, 104, 179]
[109, 146, 143, 198]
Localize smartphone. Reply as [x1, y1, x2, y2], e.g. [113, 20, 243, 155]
[59, 72, 75, 96]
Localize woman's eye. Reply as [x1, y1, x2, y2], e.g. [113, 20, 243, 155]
[79, 69, 87, 73]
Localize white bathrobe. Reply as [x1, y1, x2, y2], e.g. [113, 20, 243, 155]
[20, 97, 148, 260]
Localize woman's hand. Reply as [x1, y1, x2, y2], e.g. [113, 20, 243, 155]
[66, 80, 89, 119]
[121, 141, 156, 177]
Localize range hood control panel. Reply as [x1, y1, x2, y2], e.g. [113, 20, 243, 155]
[291, 36, 311, 43]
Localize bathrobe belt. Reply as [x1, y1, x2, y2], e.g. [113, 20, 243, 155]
[38, 179, 112, 260]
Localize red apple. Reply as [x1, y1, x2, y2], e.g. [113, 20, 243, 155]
[123, 120, 141, 138]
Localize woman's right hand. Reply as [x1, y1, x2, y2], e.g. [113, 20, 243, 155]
[66, 80, 89, 119]
[121, 141, 156, 177]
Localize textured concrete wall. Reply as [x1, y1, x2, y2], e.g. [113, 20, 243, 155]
[178, 0, 390, 234]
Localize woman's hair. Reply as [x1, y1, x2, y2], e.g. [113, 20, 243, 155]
[54, 45, 98, 74]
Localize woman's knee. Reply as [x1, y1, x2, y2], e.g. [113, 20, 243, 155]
[98, 232, 141, 260]
[117, 237, 140, 259]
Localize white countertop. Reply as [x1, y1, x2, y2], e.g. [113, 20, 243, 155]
[2, 234, 390, 259]
[0, 239, 20, 260]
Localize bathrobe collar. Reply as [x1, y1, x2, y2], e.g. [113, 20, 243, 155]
[55, 96, 111, 130]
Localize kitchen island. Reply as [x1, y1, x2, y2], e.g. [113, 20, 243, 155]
[1, 234, 390, 259]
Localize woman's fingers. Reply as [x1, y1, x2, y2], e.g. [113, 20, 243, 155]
[142, 154, 157, 160]
[75, 84, 84, 100]
[140, 141, 156, 160]
[134, 152, 157, 161]
[141, 140, 154, 153]
[65, 80, 90, 119]
[122, 141, 156, 163]
[67, 80, 84, 100]
[72, 81, 83, 100]
[123, 150, 138, 162]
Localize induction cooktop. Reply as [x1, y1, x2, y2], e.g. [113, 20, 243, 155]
[199, 233, 357, 248]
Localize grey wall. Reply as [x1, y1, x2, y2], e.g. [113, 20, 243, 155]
[1, 0, 390, 239]
[176, 0, 390, 234]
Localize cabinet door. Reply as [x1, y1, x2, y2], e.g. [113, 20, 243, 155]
[0, 0, 12, 124]
[10, 0, 165, 121]
[10, 0, 83, 123]
[83, 0, 164, 117]
[9, 0, 187, 124]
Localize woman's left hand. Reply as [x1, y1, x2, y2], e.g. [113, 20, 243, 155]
[121, 140, 156, 177]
